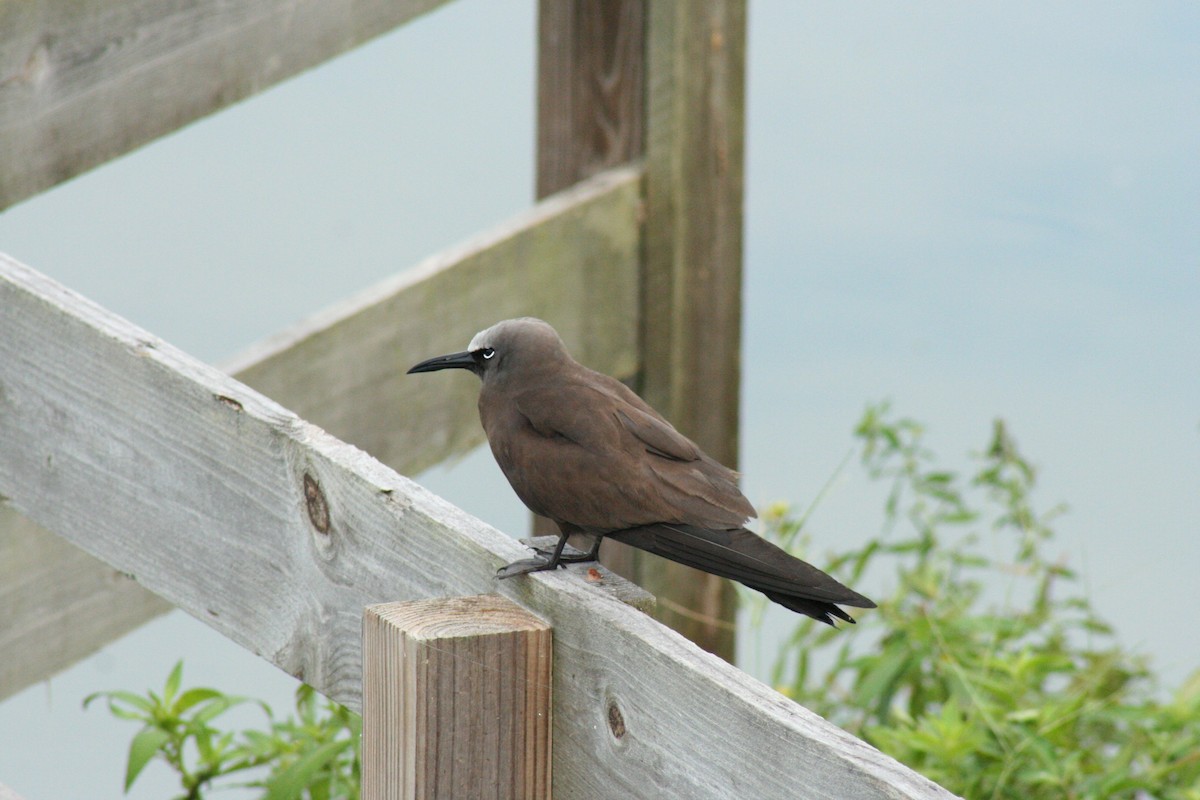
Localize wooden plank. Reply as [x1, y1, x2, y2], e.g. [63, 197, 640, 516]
[362, 595, 552, 799]
[0, 0, 451, 210]
[0, 256, 955, 799]
[0, 165, 641, 701]
[536, 0, 646, 197]
[621, 0, 747, 659]
[225, 166, 642, 479]
[0, 507, 170, 701]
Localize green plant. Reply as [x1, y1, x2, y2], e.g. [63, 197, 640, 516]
[85, 662, 360, 799]
[753, 402, 1200, 799]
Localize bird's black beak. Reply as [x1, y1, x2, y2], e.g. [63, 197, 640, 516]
[407, 350, 478, 375]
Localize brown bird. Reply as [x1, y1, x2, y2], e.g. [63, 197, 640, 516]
[408, 318, 874, 625]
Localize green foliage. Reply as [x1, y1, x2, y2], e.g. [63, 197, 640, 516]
[85, 663, 360, 799]
[755, 402, 1200, 799]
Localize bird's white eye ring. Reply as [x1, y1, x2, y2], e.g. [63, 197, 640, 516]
[481, 348, 496, 360]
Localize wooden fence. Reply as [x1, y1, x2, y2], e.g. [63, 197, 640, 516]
[0, 1, 959, 797]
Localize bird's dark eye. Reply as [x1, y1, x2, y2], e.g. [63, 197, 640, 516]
[480, 348, 496, 360]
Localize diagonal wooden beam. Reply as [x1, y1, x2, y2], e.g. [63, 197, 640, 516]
[0, 0, 452, 210]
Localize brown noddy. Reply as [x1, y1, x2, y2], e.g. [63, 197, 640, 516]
[408, 317, 875, 625]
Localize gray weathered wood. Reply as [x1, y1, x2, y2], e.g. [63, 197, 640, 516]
[0, 0, 451, 210]
[0, 256, 956, 799]
[0, 507, 170, 701]
[225, 166, 642, 479]
[362, 594, 552, 800]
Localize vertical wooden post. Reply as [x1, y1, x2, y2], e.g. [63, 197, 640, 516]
[362, 594, 552, 800]
[638, 0, 747, 659]
[533, 0, 646, 549]
[536, 0, 747, 660]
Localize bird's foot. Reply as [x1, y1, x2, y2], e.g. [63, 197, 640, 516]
[532, 546, 597, 564]
[556, 552, 599, 564]
[496, 557, 560, 579]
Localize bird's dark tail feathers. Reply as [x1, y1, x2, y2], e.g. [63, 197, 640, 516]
[606, 523, 876, 626]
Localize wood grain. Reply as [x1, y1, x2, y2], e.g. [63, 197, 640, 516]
[536, 0, 646, 197]
[362, 595, 552, 800]
[0, 254, 957, 798]
[0, 0, 451, 210]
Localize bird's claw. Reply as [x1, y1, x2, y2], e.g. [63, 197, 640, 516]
[532, 546, 596, 564]
[496, 557, 557, 579]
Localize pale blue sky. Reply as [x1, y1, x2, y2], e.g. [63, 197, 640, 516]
[2, 2, 1197, 796]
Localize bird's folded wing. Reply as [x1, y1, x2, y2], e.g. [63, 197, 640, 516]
[613, 406, 700, 462]
[607, 523, 875, 607]
[513, 380, 754, 528]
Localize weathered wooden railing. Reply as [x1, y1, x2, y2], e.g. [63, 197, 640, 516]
[0, 250, 953, 798]
[1, 0, 959, 796]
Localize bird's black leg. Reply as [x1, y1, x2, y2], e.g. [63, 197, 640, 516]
[550, 534, 603, 563]
[496, 532, 572, 579]
[535, 532, 604, 563]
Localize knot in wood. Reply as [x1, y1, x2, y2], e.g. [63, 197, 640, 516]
[607, 699, 626, 739]
[303, 472, 330, 534]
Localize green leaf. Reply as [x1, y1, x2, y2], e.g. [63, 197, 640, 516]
[1005, 707, 1040, 724]
[1174, 668, 1200, 709]
[164, 660, 184, 704]
[193, 695, 249, 725]
[173, 687, 224, 715]
[125, 726, 171, 791]
[265, 740, 350, 800]
[86, 690, 155, 715]
[856, 642, 911, 711]
[239, 729, 281, 759]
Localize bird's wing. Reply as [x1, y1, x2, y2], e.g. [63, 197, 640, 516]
[506, 374, 754, 530]
[497, 382, 661, 528]
[600, 383, 757, 525]
[607, 523, 876, 625]
[612, 406, 699, 462]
